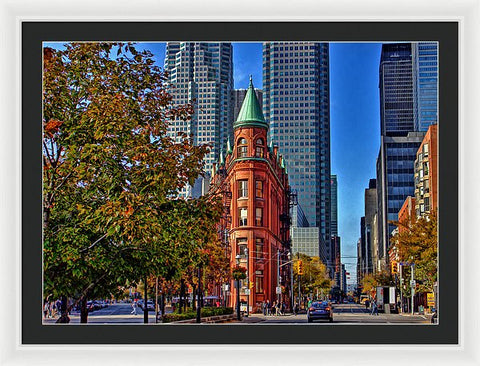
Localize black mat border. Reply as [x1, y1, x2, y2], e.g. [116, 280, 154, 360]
[22, 21, 458, 344]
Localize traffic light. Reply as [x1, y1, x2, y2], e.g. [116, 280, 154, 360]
[298, 260, 303, 275]
[391, 261, 398, 275]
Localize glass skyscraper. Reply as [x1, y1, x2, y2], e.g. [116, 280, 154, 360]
[330, 175, 338, 237]
[376, 43, 436, 268]
[262, 42, 331, 265]
[412, 42, 438, 132]
[379, 43, 415, 136]
[164, 42, 234, 190]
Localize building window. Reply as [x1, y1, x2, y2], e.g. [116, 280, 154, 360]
[255, 270, 264, 293]
[237, 238, 247, 257]
[238, 138, 248, 157]
[255, 207, 263, 226]
[255, 138, 264, 157]
[238, 180, 248, 198]
[255, 180, 263, 198]
[255, 238, 263, 259]
[239, 208, 248, 226]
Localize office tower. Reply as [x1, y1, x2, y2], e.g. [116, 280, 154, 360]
[330, 175, 338, 236]
[364, 179, 377, 275]
[233, 88, 263, 123]
[164, 42, 234, 196]
[412, 42, 438, 132]
[376, 132, 425, 269]
[291, 204, 323, 258]
[379, 43, 415, 136]
[263, 42, 331, 266]
[376, 43, 427, 269]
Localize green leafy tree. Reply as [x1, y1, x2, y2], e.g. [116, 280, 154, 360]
[43, 42, 219, 322]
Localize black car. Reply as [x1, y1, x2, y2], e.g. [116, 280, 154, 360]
[307, 301, 333, 323]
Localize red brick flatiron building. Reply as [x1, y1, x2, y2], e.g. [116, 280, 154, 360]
[210, 77, 292, 313]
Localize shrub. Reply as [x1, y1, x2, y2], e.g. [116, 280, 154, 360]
[162, 307, 234, 323]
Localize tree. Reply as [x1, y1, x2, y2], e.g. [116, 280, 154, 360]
[361, 271, 394, 297]
[43, 42, 221, 322]
[391, 210, 438, 293]
[293, 254, 331, 301]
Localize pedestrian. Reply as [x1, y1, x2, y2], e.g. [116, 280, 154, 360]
[371, 299, 378, 316]
[262, 301, 267, 316]
[271, 301, 277, 316]
[281, 302, 286, 316]
[43, 301, 49, 319]
[266, 300, 271, 316]
[131, 299, 138, 315]
[294, 303, 299, 316]
[307, 298, 312, 308]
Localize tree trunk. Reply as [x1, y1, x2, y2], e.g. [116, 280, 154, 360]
[192, 284, 196, 311]
[144, 277, 148, 324]
[80, 296, 88, 323]
[179, 280, 185, 314]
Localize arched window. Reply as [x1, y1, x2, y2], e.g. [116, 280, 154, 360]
[237, 138, 248, 158]
[255, 138, 264, 157]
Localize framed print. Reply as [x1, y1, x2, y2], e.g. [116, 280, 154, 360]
[1, 0, 479, 365]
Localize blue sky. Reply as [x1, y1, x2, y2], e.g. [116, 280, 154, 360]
[45, 41, 383, 283]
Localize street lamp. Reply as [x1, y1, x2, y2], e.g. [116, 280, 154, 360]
[245, 247, 249, 317]
[235, 254, 241, 321]
[287, 251, 293, 313]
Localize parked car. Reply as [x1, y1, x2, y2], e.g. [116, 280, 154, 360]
[307, 301, 333, 323]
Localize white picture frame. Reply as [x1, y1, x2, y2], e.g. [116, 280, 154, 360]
[1, 0, 478, 365]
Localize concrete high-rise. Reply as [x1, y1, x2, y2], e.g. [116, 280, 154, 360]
[164, 42, 234, 196]
[262, 42, 331, 266]
[364, 179, 377, 275]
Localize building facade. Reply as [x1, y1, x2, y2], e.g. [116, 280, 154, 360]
[330, 175, 338, 236]
[262, 42, 331, 267]
[414, 124, 438, 217]
[210, 78, 292, 313]
[364, 179, 377, 275]
[376, 132, 425, 270]
[164, 42, 234, 196]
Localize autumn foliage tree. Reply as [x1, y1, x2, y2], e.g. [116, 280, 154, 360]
[293, 254, 331, 301]
[42, 43, 224, 322]
[391, 210, 438, 293]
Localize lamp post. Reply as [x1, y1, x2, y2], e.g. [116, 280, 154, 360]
[287, 251, 293, 313]
[277, 249, 281, 305]
[245, 247, 249, 317]
[235, 254, 241, 321]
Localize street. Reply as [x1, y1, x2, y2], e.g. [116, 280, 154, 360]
[43, 302, 432, 324]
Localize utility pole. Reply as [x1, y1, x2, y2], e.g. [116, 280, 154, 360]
[411, 264, 415, 315]
[399, 265, 403, 313]
[245, 248, 249, 317]
[277, 249, 281, 305]
[196, 266, 201, 323]
[155, 276, 159, 323]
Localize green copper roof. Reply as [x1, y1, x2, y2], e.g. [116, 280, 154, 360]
[226, 137, 232, 154]
[234, 76, 268, 130]
[219, 150, 224, 165]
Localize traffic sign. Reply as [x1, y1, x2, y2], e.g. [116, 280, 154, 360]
[410, 280, 416, 287]
[276, 286, 282, 294]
